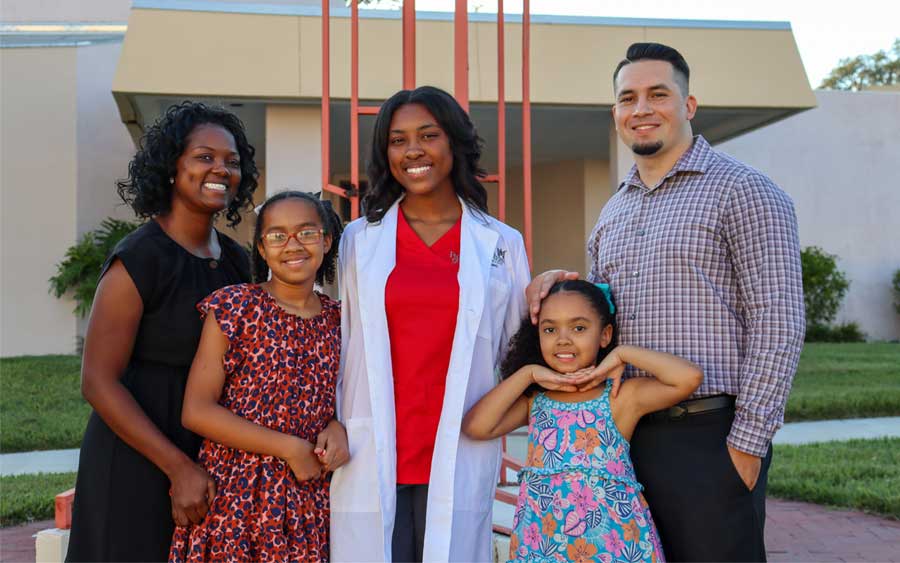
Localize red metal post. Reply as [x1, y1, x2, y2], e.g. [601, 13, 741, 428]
[522, 0, 533, 266]
[454, 0, 469, 112]
[403, 0, 416, 90]
[321, 0, 330, 194]
[349, 0, 361, 219]
[496, 0, 506, 222]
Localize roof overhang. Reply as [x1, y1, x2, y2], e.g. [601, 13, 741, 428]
[112, 1, 817, 168]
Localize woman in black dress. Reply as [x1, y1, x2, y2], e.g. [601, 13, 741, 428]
[66, 102, 259, 562]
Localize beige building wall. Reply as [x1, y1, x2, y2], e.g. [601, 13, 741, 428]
[264, 105, 322, 195]
[719, 90, 900, 341]
[75, 41, 135, 236]
[1, 47, 80, 356]
[505, 159, 604, 276]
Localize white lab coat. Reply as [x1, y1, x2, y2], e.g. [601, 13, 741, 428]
[330, 199, 530, 562]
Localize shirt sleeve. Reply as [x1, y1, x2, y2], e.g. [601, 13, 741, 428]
[722, 172, 806, 457]
[197, 286, 247, 374]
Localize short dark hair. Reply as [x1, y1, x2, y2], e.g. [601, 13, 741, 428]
[613, 42, 690, 96]
[363, 86, 488, 223]
[116, 101, 260, 226]
[499, 280, 618, 394]
[251, 191, 343, 285]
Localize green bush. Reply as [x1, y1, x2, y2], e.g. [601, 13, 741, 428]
[805, 322, 866, 343]
[893, 269, 900, 315]
[801, 246, 849, 328]
[48, 218, 140, 317]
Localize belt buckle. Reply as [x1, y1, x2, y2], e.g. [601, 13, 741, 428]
[669, 405, 688, 420]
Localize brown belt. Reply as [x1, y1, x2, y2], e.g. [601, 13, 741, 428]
[645, 394, 736, 422]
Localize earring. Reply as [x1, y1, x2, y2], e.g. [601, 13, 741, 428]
[169, 177, 175, 184]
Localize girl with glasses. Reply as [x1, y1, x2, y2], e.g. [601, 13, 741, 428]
[169, 191, 349, 562]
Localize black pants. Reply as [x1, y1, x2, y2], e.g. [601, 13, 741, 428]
[392, 484, 428, 562]
[630, 405, 773, 562]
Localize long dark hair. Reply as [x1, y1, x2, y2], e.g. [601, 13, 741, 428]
[500, 280, 618, 393]
[363, 86, 488, 222]
[251, 191, 343, 285]
[116, 101, 259, 226]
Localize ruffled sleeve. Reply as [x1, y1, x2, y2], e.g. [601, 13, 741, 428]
[197, 284, 251, 373]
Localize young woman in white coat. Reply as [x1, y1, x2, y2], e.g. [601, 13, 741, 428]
[331, 86, 530, 562]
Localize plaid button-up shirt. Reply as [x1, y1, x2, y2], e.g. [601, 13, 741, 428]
[588, 136, 805, 457]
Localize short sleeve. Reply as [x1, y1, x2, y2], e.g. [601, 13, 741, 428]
[197, 284, 249, 372]
[99, 227, 161, 307]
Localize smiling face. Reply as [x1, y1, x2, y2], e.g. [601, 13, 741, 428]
[257, 198, 332, 288]
[538, 291, 613, 374]
[387, 103, 455, 201]
[171, 123, 242, 214]
[612, 59, 697, 160]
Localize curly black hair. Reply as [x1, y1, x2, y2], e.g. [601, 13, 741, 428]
[500, 280, 618, 394]
[363, 85, 489, 222]
[251, 191, 343, 286]
[116, 101, 260, 226]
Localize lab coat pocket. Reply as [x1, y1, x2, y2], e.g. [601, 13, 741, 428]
[455, 435, 502, 512]
[330, 417, 381, 512]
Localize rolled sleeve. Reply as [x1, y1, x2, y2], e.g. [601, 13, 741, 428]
[724, 173, 806, 457]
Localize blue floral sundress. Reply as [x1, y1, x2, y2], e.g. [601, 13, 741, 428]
[508, 383, 665, 563]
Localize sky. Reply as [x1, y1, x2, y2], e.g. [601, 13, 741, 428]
[378, 0, 899, 88]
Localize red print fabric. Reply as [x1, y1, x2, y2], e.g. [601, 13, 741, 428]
[169, 284, 339, 563]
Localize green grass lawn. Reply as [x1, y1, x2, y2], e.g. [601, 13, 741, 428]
[769, 438, 900, 519]
[0, 356, 89, 453]
[0, 472, 77, 527]
[785, 342, 900, 421]
[0, 343, 897, 453]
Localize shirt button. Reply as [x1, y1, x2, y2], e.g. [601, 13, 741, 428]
[209, 260, 218, 269]
[629, 313, 636, 320]
[632, 271, 639, 277]
[637, 229, 646, 236]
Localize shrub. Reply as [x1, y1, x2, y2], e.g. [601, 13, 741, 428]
[893, 269, 900, 315]
[49, 218, 140, 317]
[801, 246, 849, 328]
[805, 322, 866, 343]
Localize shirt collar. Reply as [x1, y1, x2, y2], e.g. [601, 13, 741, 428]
[618, 135, 712, 192]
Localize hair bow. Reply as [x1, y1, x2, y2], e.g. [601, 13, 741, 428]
[594, 283, 616, 314]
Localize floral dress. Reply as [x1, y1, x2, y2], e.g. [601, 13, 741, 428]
[169, 284, 340, 563]
[509, 384, 665, 563]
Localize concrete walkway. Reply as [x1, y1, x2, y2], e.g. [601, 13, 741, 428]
[0, 449, 79, 477]
[2, 417, 899, 477]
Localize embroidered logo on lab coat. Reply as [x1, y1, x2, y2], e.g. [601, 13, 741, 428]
[491, 247, 506, 267]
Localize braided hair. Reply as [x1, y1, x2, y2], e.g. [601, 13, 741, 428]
[251, 191, 343, 285]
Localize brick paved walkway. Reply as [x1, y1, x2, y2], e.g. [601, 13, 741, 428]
[766, 499, 900, 562]
[0, 519, 50, 563]
[1, 500, 898, 562]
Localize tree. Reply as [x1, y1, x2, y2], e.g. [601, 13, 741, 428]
[819, 38, 899, 91]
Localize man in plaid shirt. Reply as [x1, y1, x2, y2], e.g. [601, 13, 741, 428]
[526, 43, 805, 561]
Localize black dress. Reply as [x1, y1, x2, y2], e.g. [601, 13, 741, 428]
[66, 220, 250, 563]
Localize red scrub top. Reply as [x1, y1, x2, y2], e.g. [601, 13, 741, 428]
[385, 210, 461, 484]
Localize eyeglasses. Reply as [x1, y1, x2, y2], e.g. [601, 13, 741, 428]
[261, 229, 325, 248]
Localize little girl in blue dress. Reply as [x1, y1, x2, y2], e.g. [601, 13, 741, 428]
[463, 280, 702, 562]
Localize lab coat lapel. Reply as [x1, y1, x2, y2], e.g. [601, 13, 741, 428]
[354, 201, 399, 513]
